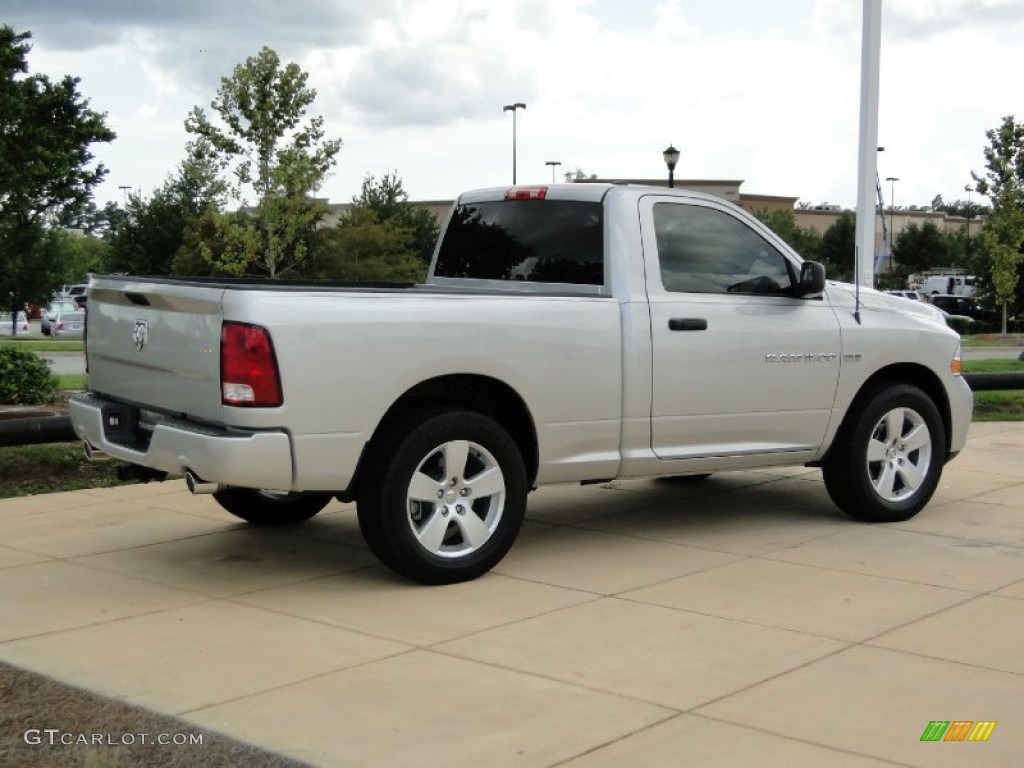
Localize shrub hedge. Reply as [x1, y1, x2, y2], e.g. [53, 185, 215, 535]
[0, 346, 59, 405]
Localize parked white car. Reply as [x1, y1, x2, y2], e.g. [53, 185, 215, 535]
[52, 309, 86, 338]
[42, 299, 79, 335]
[885, 290, 922, 301]
[1, 310, 31, 336]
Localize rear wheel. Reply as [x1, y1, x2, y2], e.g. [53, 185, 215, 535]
[213, 488, 332, 526]
[357, 410, 527, 584]
[823, 383, 945, 523]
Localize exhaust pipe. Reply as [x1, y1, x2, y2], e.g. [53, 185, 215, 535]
[185, 470, 223, 495]
[83, 441, 111, 461]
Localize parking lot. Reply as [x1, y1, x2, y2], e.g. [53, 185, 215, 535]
[1, 422, 1023, 766]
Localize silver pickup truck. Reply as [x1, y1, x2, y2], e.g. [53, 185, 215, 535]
[71, 183, 973, 583]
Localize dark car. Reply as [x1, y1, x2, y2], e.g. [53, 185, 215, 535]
[929, 294, 1000, 323]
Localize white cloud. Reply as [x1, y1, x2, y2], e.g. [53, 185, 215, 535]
[7, 0, 1023, 211]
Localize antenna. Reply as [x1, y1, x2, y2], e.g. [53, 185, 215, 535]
[854, 246, 862, 325]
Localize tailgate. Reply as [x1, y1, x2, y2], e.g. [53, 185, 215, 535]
[86, 278, 226, 422]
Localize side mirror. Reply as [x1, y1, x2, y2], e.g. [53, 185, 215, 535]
[797, 261, 826, 297]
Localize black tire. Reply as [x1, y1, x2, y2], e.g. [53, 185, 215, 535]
[822, 383, 945, 523]
[212, 488, 332, 526]
[357, 410, 528, 585]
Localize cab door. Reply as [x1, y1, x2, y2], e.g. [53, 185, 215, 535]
[640, 195, 841, 462]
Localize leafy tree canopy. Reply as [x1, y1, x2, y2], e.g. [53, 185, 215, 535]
[753, 208, 823, 264]
[312, 207, 426, 283]
[184, 46, 341, 277]
[0, 26, 115, 311]
[344, 172, 439, 264]
[930, 193, 989, 219]
[892, 222, 957, 273]
[971, 114, 1024, 331]
[817, 211, 855, 282]
[564, 168, 598, 182]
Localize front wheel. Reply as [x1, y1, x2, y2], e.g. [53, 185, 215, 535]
[213, 488, 332, 526]
[357, 410, 528, 584]
[823, 383, 945, 523]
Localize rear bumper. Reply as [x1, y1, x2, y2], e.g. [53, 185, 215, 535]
[69, 393, 294, 491]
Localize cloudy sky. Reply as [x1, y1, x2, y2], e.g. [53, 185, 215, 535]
[6, 0, 1023, 211]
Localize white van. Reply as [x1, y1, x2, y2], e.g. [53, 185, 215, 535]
[923, 274, 975, 298]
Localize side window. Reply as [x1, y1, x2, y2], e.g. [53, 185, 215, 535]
[654, 203, 794, 295]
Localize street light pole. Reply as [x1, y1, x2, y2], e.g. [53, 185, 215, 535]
[662, 145, 680, 188]
[503, 103, 526, 184]
[118, 185, 132, 205]
[886, 176, 899, 267]
[545, 160, 561, 183]
[964, 183, 973, 256]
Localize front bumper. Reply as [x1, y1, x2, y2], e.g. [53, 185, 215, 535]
[946, 374, 973, 459]
[69, 393, 294, 491]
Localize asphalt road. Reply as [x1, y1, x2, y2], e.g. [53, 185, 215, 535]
[962, 346, 1024, 360]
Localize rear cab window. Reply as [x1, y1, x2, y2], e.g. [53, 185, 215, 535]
[433, 193, 604, 287]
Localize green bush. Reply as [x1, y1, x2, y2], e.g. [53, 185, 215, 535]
[0, 346, 59, 405]
[944, 315, 975, 335]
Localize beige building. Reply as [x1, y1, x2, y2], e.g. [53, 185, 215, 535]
[322, 178, 982, 262]
[795, 207, 983, 259]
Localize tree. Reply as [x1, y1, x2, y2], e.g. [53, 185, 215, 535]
[346, 173, 439, 264]
[0, 26, 115, 323]
[892, 222, 953, 273]
[172, 210, 261, 277]
[184, 46, 341, 277]
[108, 187, 194, 276]
[304, 172, 438, 284]
[47, 229, 109, 283]
[931, 193, 989, 220]
[753, 209, 823, 262]
[311, 207, 426, 283]
[972, 115, 1024, 333]
[818, 211, 856, 282]
[564, 168, 598, 182]
[108, 147, 225, 277]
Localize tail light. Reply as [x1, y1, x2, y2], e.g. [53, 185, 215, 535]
[220, 321, 283, 407]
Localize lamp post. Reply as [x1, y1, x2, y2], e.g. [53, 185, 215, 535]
[964, 183, 973, 256]
[886, 176, 899, 267]
[118, 185, 132, 205]
[503, 102, 526, 184]
[663, 145, 680, 188]
[545, 160, 561, 183]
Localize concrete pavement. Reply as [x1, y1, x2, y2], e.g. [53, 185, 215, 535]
[1, 423, 1023, 766]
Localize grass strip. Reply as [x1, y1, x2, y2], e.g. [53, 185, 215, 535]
[0, 339, 83, 352]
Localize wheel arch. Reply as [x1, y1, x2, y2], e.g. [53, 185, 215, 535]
[825, 363, 953, 462]
[344, 374, 539, 500]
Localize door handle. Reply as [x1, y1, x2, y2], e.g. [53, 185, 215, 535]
[668, 318, 708, 331]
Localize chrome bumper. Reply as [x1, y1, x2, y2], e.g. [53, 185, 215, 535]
[69, 393, 294, 491]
